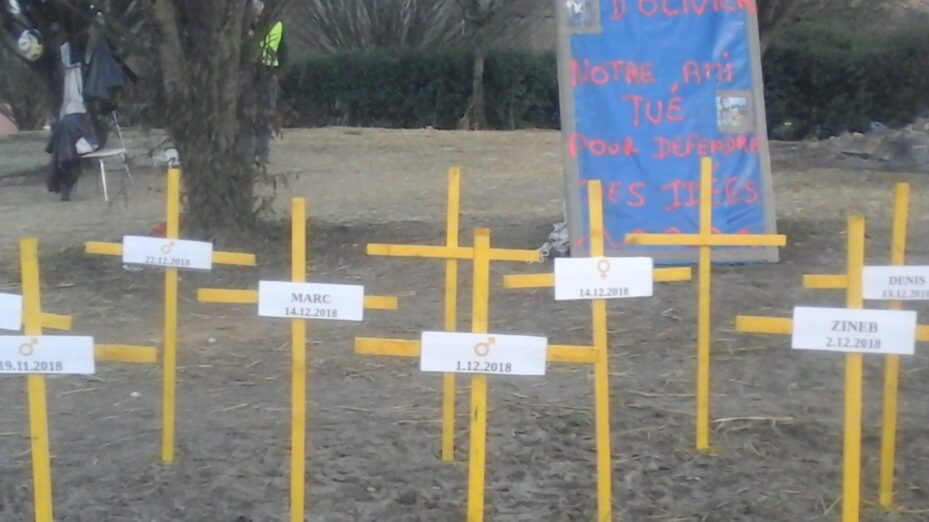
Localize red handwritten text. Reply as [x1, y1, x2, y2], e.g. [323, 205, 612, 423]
[661, 176, 759, 211]
[654, 133, 760, 159]
[612, 0, 627, 20]
[637, 0, 757, 17]
[572, 59, 656, 87]
[568, 132, 640, 158]
[622, 88, 685, 127]
[682, 55, 734, 84]
[580, 179, 646, 207]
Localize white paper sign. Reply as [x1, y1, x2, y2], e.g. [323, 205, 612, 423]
[791, 307, 916, 355]
[122, 236, 213, 271]
[258, 281, 364, 321]
[554, 257, 654, 301]
[420, 332, 547, 376]
[863, 266, 929, 300]
[0, 293, 23, 331]
[0, 336, 95, 374]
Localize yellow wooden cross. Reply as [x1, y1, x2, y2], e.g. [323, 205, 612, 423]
[799, 183, 914, 509]
[197, 197, 398, 522]
[735, 214, 929, 522]
[83, 167, 257, 464]
[13, 237, 156, 522]
[501, 180, 691, 521]
[357, 228, 586, 522]
[361, 167, 541, 462]
[625, 156, 787, 451]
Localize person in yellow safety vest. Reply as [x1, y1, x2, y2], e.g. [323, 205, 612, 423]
[260, 19, 284, 68]
[246, 0, 287, 166]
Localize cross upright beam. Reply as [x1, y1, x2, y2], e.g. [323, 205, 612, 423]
[84, 167, 257, 464]
[501, 180, 692, 521]
[361, 168, 541, 462]
[197, 197, 398, 522]
[625, 156, 786, 451]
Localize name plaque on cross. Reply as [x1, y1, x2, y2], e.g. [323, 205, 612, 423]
[863, 266, 929, 300]
[0, 336, 95, 374]
[122, 236, 214, 271]
[258, 281, 365, 321]
[0, 293, 23, 331]
[420, 332, 548, 376]
[554, 257, 654, 301]
[791, 307, 917, 355]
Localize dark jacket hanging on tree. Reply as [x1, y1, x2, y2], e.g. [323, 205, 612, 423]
[83, 36, 137, 106]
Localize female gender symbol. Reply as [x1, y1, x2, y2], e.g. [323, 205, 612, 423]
[597, 259, 611, 279]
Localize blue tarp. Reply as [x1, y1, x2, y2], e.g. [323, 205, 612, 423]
[559, 0, 776, 262]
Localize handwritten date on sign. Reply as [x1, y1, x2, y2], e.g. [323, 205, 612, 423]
[0, 336, 95, 374]
[420, 332, 548, 376]
[554, 257, 654, 301]
[791, 307, 916, 356]
[863, 266, 929, 301]
[122, 236, 214, 271]
[0, 293, 23, 331]
[258, 281, 365, 321]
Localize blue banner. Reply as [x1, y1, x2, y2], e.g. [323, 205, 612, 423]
[557, 0, 777, 262]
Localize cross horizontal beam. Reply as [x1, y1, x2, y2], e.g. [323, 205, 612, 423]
[40, 313, 71, 331]
[85, 242, 256, 267]
[502, 266, 693, 289]
[95, 344, 158, 364]
[625, 234, 787, 248]
[354, 337, 598, 364]
[735, 315, 792, 335]
[197, 288, 398, 310]
[736, 315, 929, 342]
[367, 244, 541, 264]
[803, 274, 848, 290]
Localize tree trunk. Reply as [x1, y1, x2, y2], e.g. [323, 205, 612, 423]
[173, 113, 256, 235]
[149, 0, 259, 235]
[470, 45, 487, 130]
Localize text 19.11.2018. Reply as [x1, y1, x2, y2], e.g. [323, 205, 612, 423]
[1, 360, 64, 372]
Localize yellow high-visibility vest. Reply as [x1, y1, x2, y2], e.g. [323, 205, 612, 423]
[259, 21, 283, 68]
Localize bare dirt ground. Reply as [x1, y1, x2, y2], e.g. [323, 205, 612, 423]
[1, 128, 929, 521]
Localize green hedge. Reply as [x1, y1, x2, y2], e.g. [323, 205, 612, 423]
[281, 24, 929, 137]
[280, 48, 559, 129]
[763, 22, 929, 139]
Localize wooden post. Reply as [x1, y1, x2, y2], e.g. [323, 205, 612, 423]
[626, 157, 787, 451]
[502, 181, 692, 520]
[879, 183, 909, 507]
[466, 229, 492, 522]
[361, 170, 540, 462]
[20, 238, 54, 522]
[162, 168, 181, 463]
[85, 166, 256, 463]
[197, 197, 398, 522]
[290, 198, 308, 522]
[13, 238, 156, 521]
[588, 183, 613, 521]
[734, 215, 929, 522]
[443, 168, 461, 462]
[796, 184, 914, 509]
[843, 216, 865, 522]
